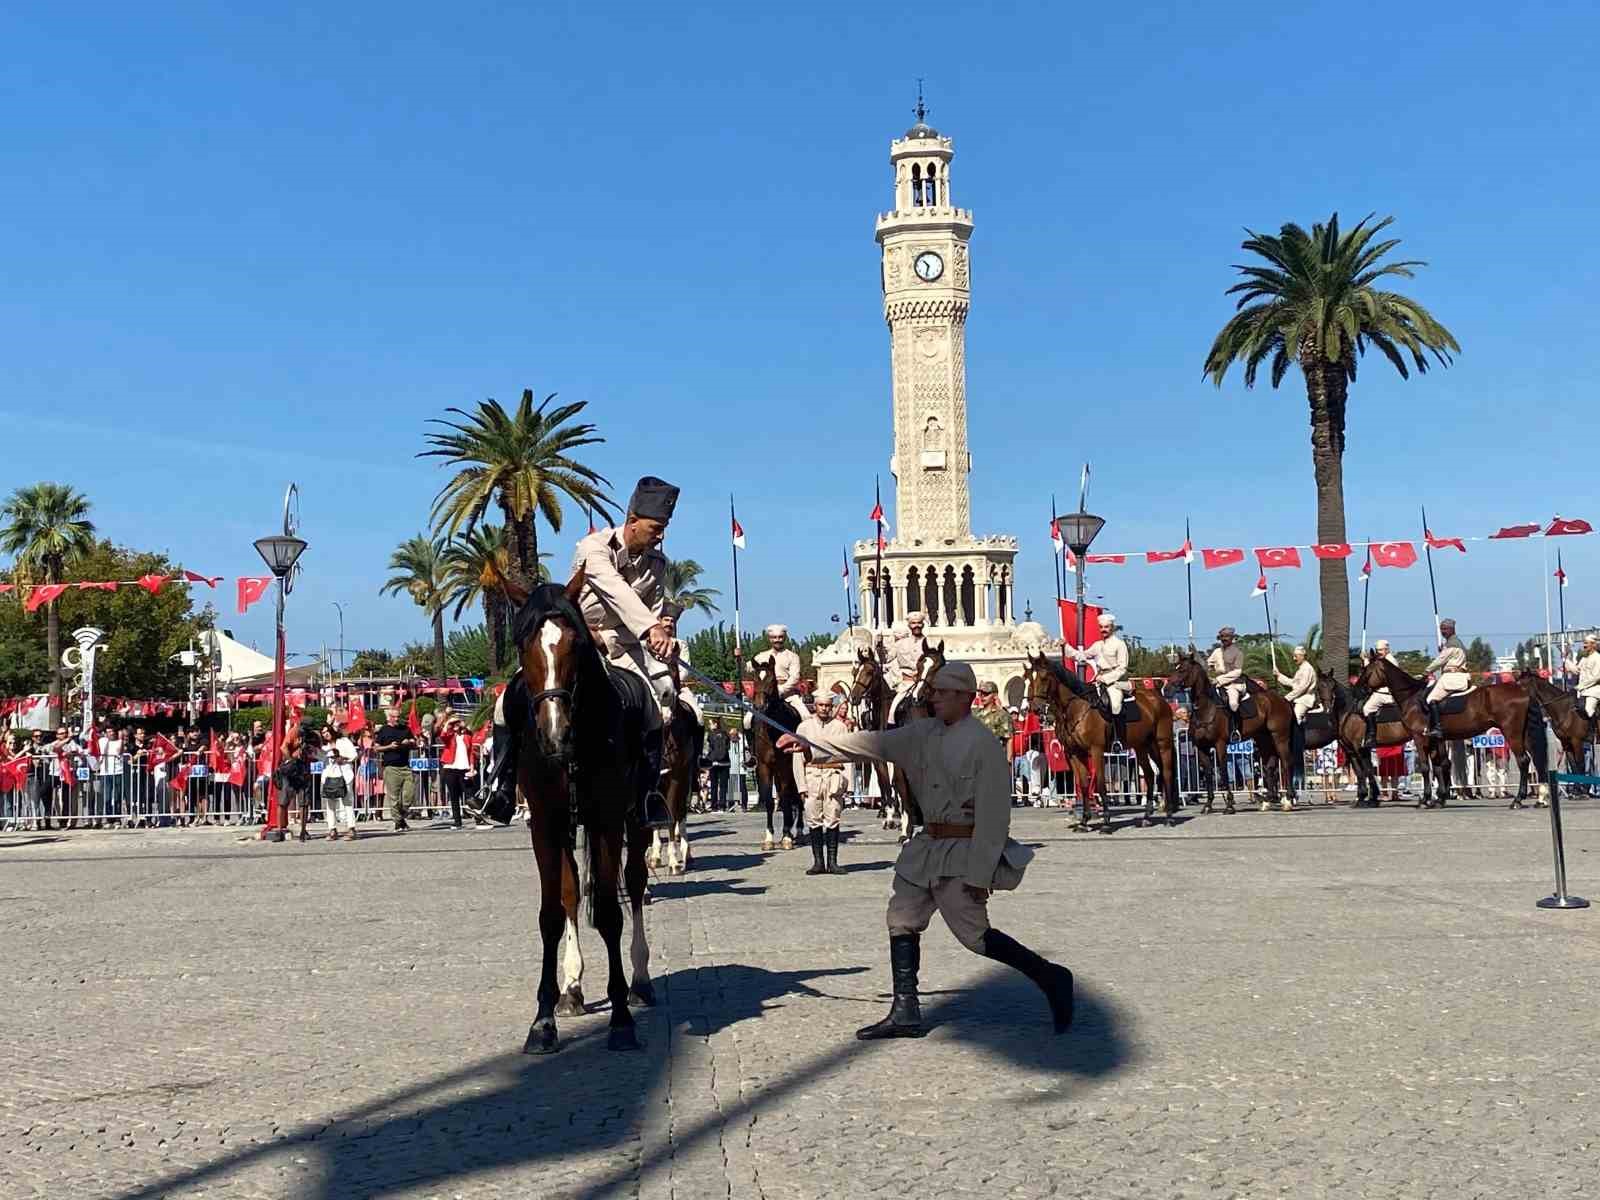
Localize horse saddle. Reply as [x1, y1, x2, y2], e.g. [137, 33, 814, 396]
[889, 691, 915, 727]
[1372, 703, 1401, 724]
[1437, 693, 1471, 716]
[1099, 691, 1140, 724]
[604, 663, 653, 724]
[1214, 688, 1257, 720]
[1301, 712, 1332, 739]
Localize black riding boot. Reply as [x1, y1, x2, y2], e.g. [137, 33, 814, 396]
[466, 720, 520, 826]
[856, 934, 926, 1040]
[1112, 708, 1127, 747]
[981, 929, 1075, 1033]
[1362, 713, 1378, 751]
[825, 827, 845, 874]
[1425, 702, 1442, 738]
[805, 826, 826, 875]
[640, 727, 671, 829]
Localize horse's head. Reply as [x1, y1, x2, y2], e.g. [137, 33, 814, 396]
[847, 646, 881, 703]
[1167, 649, 1205, 693]
[909, 639, 946, 707]
[1021, 651, 1056, 717]
[1315, 666, 1340, 712]
[487, 558, 591, 762]
[1356, 654, 1388, 694]
[749, 653, 779, 704]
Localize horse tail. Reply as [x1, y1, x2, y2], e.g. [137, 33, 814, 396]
[1525, 699, 1549, 780]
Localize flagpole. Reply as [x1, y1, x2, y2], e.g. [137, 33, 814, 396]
[730, 494, 743, 699]
[1543, 536, 1554, 683]
[1263, 581, 1278, 676]
[1421, 505, 1443, 650]
[873, 475, 884, 630]
[1359, 538, 1371, 658]
[1557, 547, 1568, 689]
[1184, 516, 1194, 649]
[1051, 495, 1063, 605]
[842, 547, 857, 636]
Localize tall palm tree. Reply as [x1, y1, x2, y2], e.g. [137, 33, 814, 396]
[664, 558, 721, 616]
[1203, 214, 1458, 675]
[380, 534, 450, 682]
[0, 482, 96, 704]
[420, 389, 615, 590]
[442, 525, 551, 677]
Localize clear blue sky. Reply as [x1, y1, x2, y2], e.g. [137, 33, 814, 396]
[4, 1, 1597, 666]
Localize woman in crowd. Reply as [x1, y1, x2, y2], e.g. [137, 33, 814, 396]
[321, 719, 359, 841]
[438, 714, 480, 829]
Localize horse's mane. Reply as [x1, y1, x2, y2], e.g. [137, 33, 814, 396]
[1519, 670, 1564, 705]
[1376, 656, 1424, 695]
[1038, 656, 1094, 702]
[510, 582, 617, 753]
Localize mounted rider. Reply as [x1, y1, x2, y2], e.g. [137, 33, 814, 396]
[657, 602, 704, 727]
[883, 611, 929, 723]
[1361, 638, 1399, 749]
[471, 476, 680, 830]
[1207, 626, 1246, 740]
[1274, 644, 1319, 723]
[787, 690, 851, 877]
[748, 625, 809, 724]
[1424, 617, 1472, 736]
[1563, 633, 1600, 734]
[1068, 611, 1133, 744]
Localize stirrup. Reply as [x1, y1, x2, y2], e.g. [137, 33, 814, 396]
[640, 788, 671, 829]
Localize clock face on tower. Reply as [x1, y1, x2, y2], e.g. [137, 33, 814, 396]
[913, 251, 944, 282]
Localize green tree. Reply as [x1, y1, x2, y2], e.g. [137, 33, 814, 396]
[442, 524, 513, 676]
[380, 534, 450, 682]
[420, 389, 614, 591]
[348, 648, 396, 676]
[1465, 636, 1495, 673]
[0, 482, 96, 704]
[1203, 214, 1459, 677]
[664, 558, 720, 616]
[685, 622, 739, 683]
[445, 624, 492, 678]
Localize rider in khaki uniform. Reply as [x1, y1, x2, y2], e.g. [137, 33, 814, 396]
[788, 691, 851, 876]
[883, 612, 929, 721]
[1564, 634, 1600, 730]
[780, 660, 1074, 1040]
[1424, 618, 1471, 736]
[1361, 638, 1399, 749]
[1069, 612, 1133, 743]
[1275, 645, 1319, 722]
[1207, 627, 1246, 739]
[473, 476, 678, 829]
[749, 625, 808, 724]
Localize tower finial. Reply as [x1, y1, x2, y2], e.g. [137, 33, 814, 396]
[914, 78, 926, 124]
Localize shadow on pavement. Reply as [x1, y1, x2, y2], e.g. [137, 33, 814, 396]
[108, 959, 1133, 1200]
[650, 875, 768, 900]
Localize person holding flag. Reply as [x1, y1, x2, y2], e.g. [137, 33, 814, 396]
[1361, 639, 1400, 749]
[1206, 628, 1246, 741]
[1066, 612, 1133, 745]
[1563, 633, 1600, 737]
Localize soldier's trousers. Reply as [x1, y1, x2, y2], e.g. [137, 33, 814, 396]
[887, 873, 990, 952]
[803, 768, 846, 830]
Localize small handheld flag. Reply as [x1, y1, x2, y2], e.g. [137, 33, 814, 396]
[1250, 574, 1268, 598]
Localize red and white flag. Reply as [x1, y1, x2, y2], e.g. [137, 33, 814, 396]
[1555, 565, 1569, 588]
[1360, 546, 1372, 580]
[731, 515, 746, 550]
[1546, 516, 1592, 537]
[1371, 541, 1418, 569]
[1063, 547, 1077, 574]
[1250, 574, 1268, 598]
[1201, 548, 1244, 570]
[182, 570, 223, 588]
[1424, 529, 1466, 553]
[1255, 546, 1302, 569]
[871, 499, 886, 525]
[148, 733, 180, 770]
[1085, 553, 1126, 565]
[345, 696, 368, 733]
[24, 584, 68, 613]
[237, 576, 273, 614]
[1050, 519, 1064, 554]
[1145, 540, 1191, 564]
[1489, 523, 1540, 540]
[841, 548, 851, 580]
[136, 574, 168, 595]
[76, 580, 118, 592]
[1312, 543, 1352, 559]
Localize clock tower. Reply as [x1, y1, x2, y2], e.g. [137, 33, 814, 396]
[815, 103, 1046, 706]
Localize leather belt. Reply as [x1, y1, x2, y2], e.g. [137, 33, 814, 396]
[925, 822, 974, 839]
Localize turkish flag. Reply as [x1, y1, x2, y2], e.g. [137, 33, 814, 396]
[871, 500, 885, 523]
[209, 730, 227, 773]
[136, 574, 168, 595]
[237, 576, 273, 613]
[183, 570, 223, 588]
[1546, 517, 1593, 537]
[407, 700, 422, 737]
[1058, 599, 1104, 675]
[57, 752, 75, 786]
[1050, 519, 1063, 552]
[1145, 544, 1189, 563]
[1311, 543, 1352, 559]
[1489, 523, 1540, 540]
[1424, 530, 1466, 553]
[1255, 546, 1302, 569]
[1371, 541, 1418, 568]
[171, 762, 193, 795]
[76, 580, 118, 591]
[345, 696, 368, 733]
[1201, 548, 1245, 570]
[24, 584, 68, 613]
[148, 733, 180, 770]
[1084, 554, 1126, 565]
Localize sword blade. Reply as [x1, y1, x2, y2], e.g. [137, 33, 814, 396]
[675, 661, 834, 757]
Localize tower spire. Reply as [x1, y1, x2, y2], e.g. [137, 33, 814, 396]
[914, 78, 927, 125]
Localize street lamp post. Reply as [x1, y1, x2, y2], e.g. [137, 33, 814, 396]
[1058, 508, 1105, 830]
[332, 602, 346, 683]
[254, 485, 307, 843]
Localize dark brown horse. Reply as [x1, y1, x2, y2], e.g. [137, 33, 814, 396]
[647, 681, 702, 875]
[1357, 657, 1546, 808]
[845, 645, 899, 830]
[748, 655, 803, 851]
[1517, 671, 1585, 798]
[493, 566, 654, 1054]
[1166, 651, 1297, 812]
[1313, 669, 1418, 806]
[1022, 652, 1179, 829]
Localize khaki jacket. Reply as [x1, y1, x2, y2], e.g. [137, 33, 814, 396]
[808, 715, 1034, 891]
[795, 715, 851, 791]
[571, 527, 666, 642]
[1276, 660, 1317, 701]
[887, 634, 923, 679]
[1566, 650, 1600, 694]
[1078, 635, 1131, 690]
[750, 646, 803, 693]
[1207, 643, 1243, 685]
[1427, 637, 1468, 678]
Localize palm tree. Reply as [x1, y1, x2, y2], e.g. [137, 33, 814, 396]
[1203, 214, 1458, 675]
[664, 558, 721, 616]
[442, 525, 551, 677]
[0, 483, 96, 704]
[420, 389, 615, 590]
[380, 534, 450, 682]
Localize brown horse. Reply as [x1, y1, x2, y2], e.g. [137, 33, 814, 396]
[494, 566, 654, 1054]
[748, 655, 803, 851]
[647, 683, 702, 875]
[845, 645, 899, 829]
[1517, 671, 1586, 797]
[1166, 651, 1297, 812]
[1358, 656, 1546, 808]
[1022, 652, 1179, 830]
[1313, 669, 1420, 806]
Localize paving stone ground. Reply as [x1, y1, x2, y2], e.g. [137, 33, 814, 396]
[3, 793, 1598, 1199]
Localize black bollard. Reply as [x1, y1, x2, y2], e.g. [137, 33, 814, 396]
[1537, 774, 1590, 910]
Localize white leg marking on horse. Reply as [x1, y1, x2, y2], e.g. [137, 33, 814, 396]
[630, 903, 650, 982]
[560, 919, 584, 992]
[675, 820, 688, 871]
[649, 826, 663, 867]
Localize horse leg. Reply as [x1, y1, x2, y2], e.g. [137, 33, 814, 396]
[675, 818, 689, 874]
[780, 770, 798, 850]
[648, 826, 663, 869]
[626, 816, 656, 1007]
[555, 844, 587, 1016]
[1279, 732, 1296, 811]
[524, 822, 567, 1055]
[585, 825, 638, 1051]
[759, 769, 775, 851]
[1199, 749, 1215, 815]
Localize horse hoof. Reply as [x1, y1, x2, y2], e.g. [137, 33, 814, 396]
[554, 990, 585, 1017]
[781, 835, 794, 851]
[523, 1022, 559, 1055]
[608, 1025, 642, 1052]
[1259, 801, 1271, 812]
[1280, 800, 1294, 812]
[761, 833, 774, 851]
[629, 981, 658, 1007]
